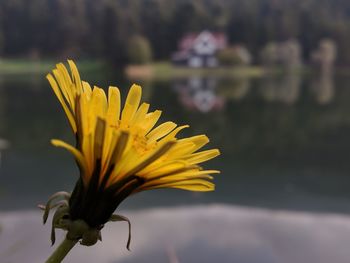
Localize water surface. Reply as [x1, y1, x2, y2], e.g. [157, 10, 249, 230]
[1, 70, 350, 213]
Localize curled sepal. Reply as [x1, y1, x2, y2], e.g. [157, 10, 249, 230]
[109, 214, 132, 250]
[51, 205, 70, 246]
[38, 191, 71, 224]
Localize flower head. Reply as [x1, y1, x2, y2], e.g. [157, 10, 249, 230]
[42, 60, 220, 248]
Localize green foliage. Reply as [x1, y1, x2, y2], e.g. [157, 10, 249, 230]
[0, 59, 105, 75]
[127, 35, 153, 65]
[260, 43, 279, 65]
[217, 48, 250, 66]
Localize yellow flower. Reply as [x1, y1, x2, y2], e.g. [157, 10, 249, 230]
[42, 60, 220, 248]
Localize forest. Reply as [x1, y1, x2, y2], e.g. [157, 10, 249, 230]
[1, 0, 350, 66]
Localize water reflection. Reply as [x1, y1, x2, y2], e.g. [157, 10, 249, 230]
[0, 139, 9, 168]
[218, 77, 251, 101]
[0, 87, 6, 134]
[0, 70, 349, 263]
[1, 72, 350, 213]
[0, 87, 9, 168]
[259, 72, 302, 104]
[310, 72, 335, 105]
[172, 72, 335, 113]
[172, 77, 225, 112]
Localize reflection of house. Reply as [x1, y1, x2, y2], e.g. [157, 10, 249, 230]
[173, 77, 225, 112]
[172, 31, 227, 68]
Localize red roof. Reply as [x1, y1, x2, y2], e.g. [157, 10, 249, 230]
[178, 31, 227, 51]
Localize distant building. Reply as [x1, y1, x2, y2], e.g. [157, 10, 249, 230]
[172, 31, 227, 68]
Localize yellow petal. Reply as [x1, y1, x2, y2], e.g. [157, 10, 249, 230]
[68, 60, 83, 95]
[52, 69, 74, 108]
[109, 145, 137, 183]
[143, 169, 218, 187]
[141, 110, 162, 134]
[56, 63, 73, 88]
[51, 139, 89, 184]
[166, 141, 196, 158]
[190, 135, 210, 151]
[56, 63, 75, 104]
[101, 131, 130, 186]
[81, 133, 94, 174]
[140, 160, 188, 177]
[47, 74, 77, 133]
[147, 121, 177, 143]
[130, 103, 150, 126]
[110, 132, 129, 165]
[91, 86, 108, 118]
[79, 94, 90, 135]
[107, 86, 121, 125]
[74, 96, 83, 141]
[140, 179, 215, 192]
[124, 141, 176, 178]
[94, 118, 106, 160]
[55, 70, 74, 109]
[121, 84, 142, 124]
[159, 125, 189, 143]
[82, 81, 92, 99]
[186, 149, 221, 164]
[168, 183, 215, 192]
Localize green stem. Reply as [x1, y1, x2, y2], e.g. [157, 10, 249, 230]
[45, 238, 78, 263]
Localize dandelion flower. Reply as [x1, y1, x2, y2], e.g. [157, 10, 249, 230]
[41, 60, 220, 262]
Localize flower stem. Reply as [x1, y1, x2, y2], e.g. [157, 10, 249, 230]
[45, 238, 78, 263]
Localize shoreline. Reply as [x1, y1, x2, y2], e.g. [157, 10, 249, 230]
[125, 62, 266, 80]
[0, 59, 105, 75]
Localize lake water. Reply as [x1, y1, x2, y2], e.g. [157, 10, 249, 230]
[2, 69, 350, 262]
[1, 70, 350, 213]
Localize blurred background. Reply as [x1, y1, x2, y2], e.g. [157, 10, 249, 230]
[1, 0, 350, 262]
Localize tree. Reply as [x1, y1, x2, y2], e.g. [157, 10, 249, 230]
[127, 35, 153, 64]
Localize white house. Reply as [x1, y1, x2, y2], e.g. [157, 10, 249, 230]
[172, 30, 227, 68]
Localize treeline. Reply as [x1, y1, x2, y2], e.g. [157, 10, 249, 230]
[1, 0, 350, 65]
